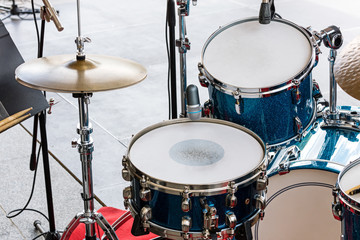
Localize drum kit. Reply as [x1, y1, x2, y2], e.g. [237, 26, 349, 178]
[11, 0, 360, 239]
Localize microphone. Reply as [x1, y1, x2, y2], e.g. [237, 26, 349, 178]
[259, 0, 271, 24]
[186, 84, 201, 121]
[42, 0, 64, 32]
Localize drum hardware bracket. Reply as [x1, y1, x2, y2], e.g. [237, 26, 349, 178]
[200, 198, 219, 232]
[226, 181, 238, 208]
[131, 206, 152, 236]
[256, 172, 268, 191]
[181, 187, 192, 212]
[332, 186, 343, 221]
[277, 145, 300, 175]
[234, 220, 252, 240]
[254, 194, 266, 211]
[198, 63, 209, 88]
[312, 79, 323, 101]
[123, 186, 133, 210]
[291, 86, 301, 105]
[321, 108, 360, 131]
[140, 175, 152, 202]
[203, 99, 213, 118]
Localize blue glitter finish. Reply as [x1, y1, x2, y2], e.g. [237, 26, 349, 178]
[130, 178, 261, 232]
[208, 73, 314, 145]
[340, 203, 360, 240]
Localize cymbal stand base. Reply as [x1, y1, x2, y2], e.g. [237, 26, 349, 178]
[60, 212, 118, 240]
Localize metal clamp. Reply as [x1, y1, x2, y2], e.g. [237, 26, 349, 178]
[226, 181, 238, 208]
[254, 194, 266, 210]
[140, 175, 152, 202]
[201, 198, 219, 232]
[332, 187, 342, 221]
[256, 171, 268, 191]
[278, 145, 300, 175]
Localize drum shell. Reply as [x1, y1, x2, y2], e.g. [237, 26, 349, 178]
[208, 73, 314, 145]
[130, 176, 263, 232]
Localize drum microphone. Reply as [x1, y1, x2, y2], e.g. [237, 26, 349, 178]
[259, 0, 271, 24]
[186, 84, 201, 121]
[42, 0, 64, 32]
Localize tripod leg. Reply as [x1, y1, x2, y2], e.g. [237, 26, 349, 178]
[39, 111, 59, 239]
[60, 213, 83, 240]
[92, 213, 118, 240]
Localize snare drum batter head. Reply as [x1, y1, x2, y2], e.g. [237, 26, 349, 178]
[128, 118, 265, 186]
[202, 17, 313, 89]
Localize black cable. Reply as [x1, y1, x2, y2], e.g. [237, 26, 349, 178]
[31, 232, 48, 240]
[31, 0, 40, 53]
[6, 145, 43, 219]
[165, 2, 171, 120]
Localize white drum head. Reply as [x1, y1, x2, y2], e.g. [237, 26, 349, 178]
[339, 161, 360, 204]
[203, 18, 312, 88]
[255, 167, 340, 240]
[129, 120, 264, 185]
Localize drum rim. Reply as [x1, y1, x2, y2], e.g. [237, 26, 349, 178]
[338, 158, 360, 213]
[124, 118, 267, 195]
[199, 17, 316, 98]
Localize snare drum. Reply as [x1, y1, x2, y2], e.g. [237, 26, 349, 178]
[255, 106, 360, 240]
[199, 17, 317, 146]
[335, 159, 360, 240]
[122, 118, 267, 240]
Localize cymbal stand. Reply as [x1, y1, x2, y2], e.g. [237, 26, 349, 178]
[61, 93, 118, 240]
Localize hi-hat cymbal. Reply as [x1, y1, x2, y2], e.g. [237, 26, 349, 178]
[15, 54, 147, 93]
[334, 36, 360, 100]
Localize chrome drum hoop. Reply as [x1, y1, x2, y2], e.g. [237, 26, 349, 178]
[199, 17, 317, 98]
[125, 118, 267, 196]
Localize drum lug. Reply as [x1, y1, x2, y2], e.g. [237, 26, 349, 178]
[201, 198, 219, 232]
[332, 186, 343, 221]
[140, 205, 152, 232]
[198, 63, 209, 88]
[122, 156, 132, 181]
[292, 86, 302, 104]
[225, 211, 237, 239]
[181, 216, 192, 240]
[182, 187, 192, 212]
[226, 181, 238, 208]
[254, 194, 266, 210]
[140, 175, 152, 202]
[256, 172, 268, 191]
[123, 186, 133, 210]
[294, 116, 303, 137]
[233, 91, 243, 115]
[203, 99, 213, 118]
[312, 79, 323, 100]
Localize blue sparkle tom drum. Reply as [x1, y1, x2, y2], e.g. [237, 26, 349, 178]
[122, 118, 267, 240]
[198, 17, 317, 146]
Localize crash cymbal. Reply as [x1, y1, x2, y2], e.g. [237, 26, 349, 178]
[15, 54, 147, 93]
[334, 36, 360, 100]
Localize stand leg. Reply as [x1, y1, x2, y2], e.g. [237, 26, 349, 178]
[39, 111, 60, 240]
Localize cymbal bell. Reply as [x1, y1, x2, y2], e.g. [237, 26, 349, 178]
[15, 54, 147, 93]
[334, 36, 360, 100]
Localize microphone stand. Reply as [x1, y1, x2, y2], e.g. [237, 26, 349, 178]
[31, 5, 60, 240]
[167, 0, 177, 119]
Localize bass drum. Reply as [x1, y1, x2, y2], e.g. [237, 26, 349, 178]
[255, 106, 360, 240]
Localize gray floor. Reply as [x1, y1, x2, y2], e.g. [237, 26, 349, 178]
[1, 0, 360, 239]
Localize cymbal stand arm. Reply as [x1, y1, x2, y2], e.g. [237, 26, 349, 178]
[176, 0, 192, 118]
